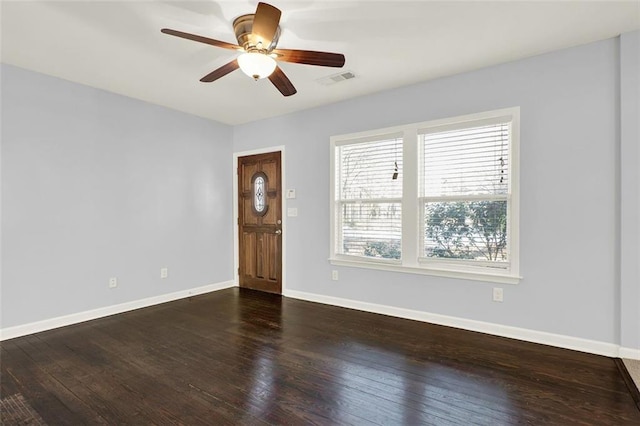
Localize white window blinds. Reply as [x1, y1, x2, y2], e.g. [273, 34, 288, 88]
[336, 136, 403, 260]
[421, 122, 510, 198]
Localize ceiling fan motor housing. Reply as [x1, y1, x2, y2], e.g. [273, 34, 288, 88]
[233, 14, 281, 53]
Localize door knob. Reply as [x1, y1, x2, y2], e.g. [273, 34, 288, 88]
[275, 229, 282, 235]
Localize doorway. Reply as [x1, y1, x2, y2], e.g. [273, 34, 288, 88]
[237, 151, 282, 294]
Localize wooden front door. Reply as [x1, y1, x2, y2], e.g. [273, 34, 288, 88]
[238, 152, 282, 294]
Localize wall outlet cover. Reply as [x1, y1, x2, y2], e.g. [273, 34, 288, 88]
[493, 287, 504, 302]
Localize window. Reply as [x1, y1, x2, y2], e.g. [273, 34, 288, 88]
[330, 108, 520, 283]
[419, 120, 511, 268]
[334, 134, 403, 261]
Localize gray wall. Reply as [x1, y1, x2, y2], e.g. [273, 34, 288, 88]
[620, 31, 640, 350]
[1, 64, 234, 328]
[234, 35, 636, 346]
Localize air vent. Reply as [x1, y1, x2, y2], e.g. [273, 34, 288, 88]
[317, 71, 356, 86]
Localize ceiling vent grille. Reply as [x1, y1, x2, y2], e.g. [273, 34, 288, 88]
[317, 71, 356, 86]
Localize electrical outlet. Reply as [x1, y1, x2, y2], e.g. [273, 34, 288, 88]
[109, 277, 118, 288]
[332, 270, 339, 281]
[161, 267, 168, 279]
[493, 287, 504, 302]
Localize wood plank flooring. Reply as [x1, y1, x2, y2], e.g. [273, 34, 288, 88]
[1, 288, 639, 425]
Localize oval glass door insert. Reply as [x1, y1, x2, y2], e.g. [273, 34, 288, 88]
[252, 172, 268, 215]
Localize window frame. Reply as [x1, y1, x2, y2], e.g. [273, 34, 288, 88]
[330, 107, 521, 284]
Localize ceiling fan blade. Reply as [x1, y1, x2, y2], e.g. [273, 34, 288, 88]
[268, 66, 297, 97]
[161, 28, 241, 51]
[252, 2, 281, 47]
[272, 49, 345, 68]
[200, 60, 240, 83]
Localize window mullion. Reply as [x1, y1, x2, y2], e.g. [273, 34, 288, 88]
[331, 147, 339, 258]
[402, 128, 419, 267]
[340, 197, 403, 204]
[422, 194, 509, 203]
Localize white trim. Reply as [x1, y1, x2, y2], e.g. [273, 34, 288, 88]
[233, 146, 286, 293]
[3, 282, 635, 360]
[329, 139, 337, 257]
[284, 289, 626, 358]
[0, 280, 236, 341]
[332, 107, 520, 144]
[402, 129, 419, 266]
[620, 347, 640, 360]
[509, 108, 521, 279]
[340, 197, 403, 204]
[421, 194, 509, 202]
[333, 131, 404, 147]
[418, 115, 514, 135]
[329, 257, 521, 284]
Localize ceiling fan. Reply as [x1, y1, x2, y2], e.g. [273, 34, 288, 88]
[161, 2, 346, 96]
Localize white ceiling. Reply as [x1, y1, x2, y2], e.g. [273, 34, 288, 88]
[2, 1, 639, 125]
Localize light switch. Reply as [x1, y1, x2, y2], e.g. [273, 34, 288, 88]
[286, 189, 296, 199]
[287, 207, 298, 217]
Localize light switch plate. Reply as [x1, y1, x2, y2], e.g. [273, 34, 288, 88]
[286, 189, 296, 199]
[287, 207, 298, 217]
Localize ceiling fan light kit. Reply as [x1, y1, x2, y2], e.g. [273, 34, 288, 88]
[161, 2, 345, 96]
[238, 52, 277, 80]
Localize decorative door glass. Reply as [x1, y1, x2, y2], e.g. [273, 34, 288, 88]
[253, 173, 267, 215]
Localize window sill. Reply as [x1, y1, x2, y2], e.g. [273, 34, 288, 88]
[328, 257, 521, 284]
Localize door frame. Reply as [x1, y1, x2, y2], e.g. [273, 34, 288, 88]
[233, 146, 286, 293]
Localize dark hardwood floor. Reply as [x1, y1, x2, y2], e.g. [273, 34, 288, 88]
[1, 288, 638, 425]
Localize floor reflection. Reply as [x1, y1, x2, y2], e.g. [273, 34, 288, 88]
[246, 345, 277, 419]
[210, 289, 628, 424]
[330, 341, 518, 424]
[235, 288, 283, 422]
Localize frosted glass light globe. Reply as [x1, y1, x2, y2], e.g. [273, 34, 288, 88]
[238, 52, 277, 80]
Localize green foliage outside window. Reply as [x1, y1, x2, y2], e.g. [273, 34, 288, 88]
[364, 241, 401, 260]
[426, 201, 507, 262]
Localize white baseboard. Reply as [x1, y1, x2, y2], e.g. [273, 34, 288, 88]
[0, 280, 236, 341]
[4, 284, 637, 361]
[620, 347, 640, 360]
[284, 289, 638, 360]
